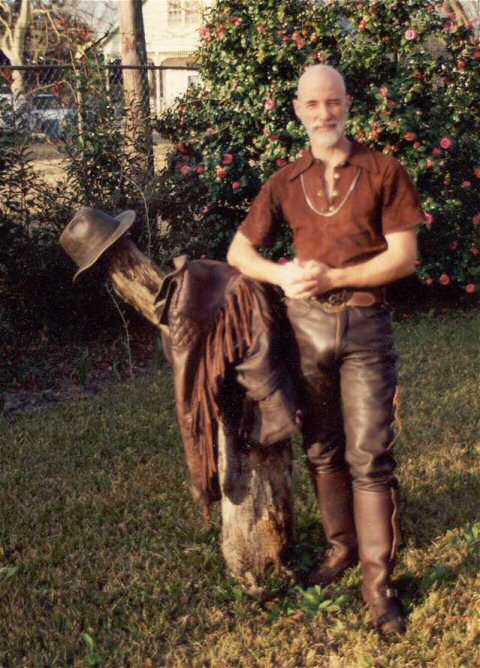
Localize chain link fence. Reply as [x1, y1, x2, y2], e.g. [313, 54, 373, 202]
[0, 63, 199, 142]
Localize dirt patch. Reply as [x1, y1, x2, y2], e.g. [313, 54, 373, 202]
[1, 322, 162, 418]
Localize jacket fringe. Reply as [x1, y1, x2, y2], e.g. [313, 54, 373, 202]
[190, 277, 272, 496]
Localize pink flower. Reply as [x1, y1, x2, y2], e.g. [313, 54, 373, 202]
[440, 137, 453, 150]
[195, 165, 205, 175]
[404, 132, 416, 142]
[465, 283, 477, 294]
[473, 215, 480, 226]
[425, 278, 434, 286]
[206, 127, 215, 135]
[462, 181, 471, 188]
[413, 141, 421, 149]
[277, 257, 288, 265]
[439, 273, 451, 286]
[424, 213, 434, 227]
[180, 165, 190, 175]
[222, 153, 234, 165]
[199, 27, 211, 40]
[217, 26, 225, 38]
[232, 181, 241, 190]
[426, 159, 435, 168]
[433, 148, 442, 156]
[379, 86, 389, 98]
[474, 168, 480, 179]
[470, 246, 480, 256]
[264, 98, 276, 111]
[405, 29, 418, 40]
[215, 166, 228, 179]
[276, 158, 288, 168]
[230, 17, 242, 26]
[449, 241, 459, 250]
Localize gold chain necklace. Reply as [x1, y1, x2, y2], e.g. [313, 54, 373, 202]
[300, 168, 361, 217]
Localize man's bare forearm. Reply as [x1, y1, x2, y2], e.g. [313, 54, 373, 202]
[327, 230, 418, 290]
[328, 249, 415, 290]
[227, 231, 320, 297]
[226, 232, 283, 285]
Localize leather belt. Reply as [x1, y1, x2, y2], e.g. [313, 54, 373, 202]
[312, 287, 385, 312]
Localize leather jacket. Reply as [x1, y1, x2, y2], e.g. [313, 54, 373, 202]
[155, 256, 301, 516]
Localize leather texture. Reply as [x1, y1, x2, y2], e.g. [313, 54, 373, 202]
[354, 487, 405, 635]
[307, 469, 358, 587]
[287, 299, 399, 491]
[155, 257, 301, 515]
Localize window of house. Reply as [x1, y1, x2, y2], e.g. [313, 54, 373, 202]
[168, 0, 201, 27]
[187, 74, 200, 86]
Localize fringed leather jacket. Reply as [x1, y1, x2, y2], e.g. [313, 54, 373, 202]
[155, 256, 301, 517]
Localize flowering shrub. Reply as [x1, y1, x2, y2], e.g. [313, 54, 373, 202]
[156, 0, 480, 292]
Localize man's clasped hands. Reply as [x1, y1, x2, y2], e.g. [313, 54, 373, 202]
[278, 258, 334, 299]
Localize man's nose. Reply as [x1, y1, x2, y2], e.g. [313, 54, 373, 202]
[317, 103, 331, 120]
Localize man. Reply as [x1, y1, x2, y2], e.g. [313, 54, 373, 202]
[227, 64, 425, 636]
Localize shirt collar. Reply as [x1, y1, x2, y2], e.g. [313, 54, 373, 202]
[287, 140, 379, 181]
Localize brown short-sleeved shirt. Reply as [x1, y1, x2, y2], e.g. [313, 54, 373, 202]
[238, 141, 424, 267]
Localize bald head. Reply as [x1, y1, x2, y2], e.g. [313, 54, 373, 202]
[293, 65, 350, 150]
[296, 65, 347, 100]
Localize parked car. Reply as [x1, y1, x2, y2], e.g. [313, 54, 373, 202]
[30, 93, 75, 139]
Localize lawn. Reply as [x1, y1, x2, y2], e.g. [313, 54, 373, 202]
[0, 311, 479, 667]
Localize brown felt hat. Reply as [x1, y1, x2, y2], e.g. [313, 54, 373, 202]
[59, 207, 136, 283]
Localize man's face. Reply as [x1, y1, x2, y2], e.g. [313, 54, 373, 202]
[294, 74, 350, 148]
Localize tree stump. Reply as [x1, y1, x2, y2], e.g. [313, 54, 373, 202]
[104, 237, 294, 586]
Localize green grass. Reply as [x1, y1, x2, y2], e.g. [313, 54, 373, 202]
[1, 312, 479, 667]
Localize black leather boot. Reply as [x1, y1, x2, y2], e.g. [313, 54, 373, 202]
[307, 469, 358, 587]
[354, 487, 405, 636]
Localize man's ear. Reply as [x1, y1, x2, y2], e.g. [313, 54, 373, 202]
[293, 98, 301, 120]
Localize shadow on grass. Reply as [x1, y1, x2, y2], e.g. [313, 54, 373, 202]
[402, 468, 480, 547]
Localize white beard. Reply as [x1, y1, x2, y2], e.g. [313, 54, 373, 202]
[309, 118, 345, 147]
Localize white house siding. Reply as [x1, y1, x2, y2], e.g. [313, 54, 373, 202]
[103, 0, 213, 112]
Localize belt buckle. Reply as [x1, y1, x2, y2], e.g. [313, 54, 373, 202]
[317, 289, 352, 313]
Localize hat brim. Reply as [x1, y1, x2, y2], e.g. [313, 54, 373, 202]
[72, 210, 136, 283]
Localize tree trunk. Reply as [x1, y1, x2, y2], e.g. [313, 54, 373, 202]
[0, 0, 31, 101]
[104, 238, 293, 586]
[118, 0, 154, 179]
[218, 422, 294, 588]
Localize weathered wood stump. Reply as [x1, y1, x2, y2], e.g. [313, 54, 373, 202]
[104, 237, 294, 586]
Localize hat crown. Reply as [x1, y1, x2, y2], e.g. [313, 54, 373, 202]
[60, 208, 118, 265]
[59, 206, 135, 282]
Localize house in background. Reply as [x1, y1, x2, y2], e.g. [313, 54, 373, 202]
[103, 0, 213, 115]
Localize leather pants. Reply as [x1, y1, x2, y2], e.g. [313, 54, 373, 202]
[286, 299, 399, 492]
